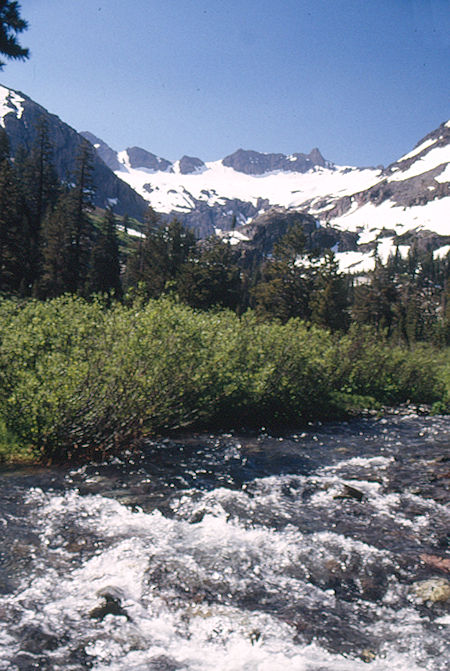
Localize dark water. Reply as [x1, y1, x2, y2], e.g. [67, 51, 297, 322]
[0, 412, 449, 670]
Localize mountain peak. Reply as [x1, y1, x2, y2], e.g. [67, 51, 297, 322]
[124, 146, 172, 172]
[178, 155, 206, 174]
[221, 147, 331, 175]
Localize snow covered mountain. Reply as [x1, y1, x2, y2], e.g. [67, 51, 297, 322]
[0, 81, 447, 274]
[84, 122, 449, 272]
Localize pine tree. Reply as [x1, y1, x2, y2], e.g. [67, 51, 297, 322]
[15, 117, 60, 291]
[0, 128, 27, 293]
[0, 1, 28, 68]
[121, 213, 129, 235]
[125, 207, 163, 295]
[352, 259, 398, 334]
[125, 210, 196, 298]
[39, 192, 73, 298]
[252, 221, 313, 322]
[40, 143, 95, 297]
[0, 152, 27, 293]
[310, 251, 349, 331]
[87, 208, 122, 299]
[65, 141, 95, 293]
[177, 237, 241, 310]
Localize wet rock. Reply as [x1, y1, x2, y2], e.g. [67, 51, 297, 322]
[147, 655, 183, 670]
[11, 652, 52, 670]
[89, 586, 131, 620]
[412, 578, 450, 603]
[334, 484, 364, 502]
[19, 625, 60, 654]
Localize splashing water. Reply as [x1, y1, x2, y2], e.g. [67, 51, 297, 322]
[0, 413, 449, 670]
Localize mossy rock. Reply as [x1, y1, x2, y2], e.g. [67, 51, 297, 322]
[412, 578, 450, 603]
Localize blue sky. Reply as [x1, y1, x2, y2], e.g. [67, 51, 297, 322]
[1, 0, 449, 166]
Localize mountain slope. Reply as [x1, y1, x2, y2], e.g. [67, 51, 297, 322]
[0, 85, 148, 219]
[87, 120, 449, 271]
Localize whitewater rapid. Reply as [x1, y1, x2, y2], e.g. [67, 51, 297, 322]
[0, 412, 449, 670]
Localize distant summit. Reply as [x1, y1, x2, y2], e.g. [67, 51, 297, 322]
[222, 147, 331, 174]
[1, 83, 448, 274]
[85, 118, 449, 273]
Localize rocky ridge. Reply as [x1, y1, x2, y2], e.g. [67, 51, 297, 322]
[0, 85, 148, 219]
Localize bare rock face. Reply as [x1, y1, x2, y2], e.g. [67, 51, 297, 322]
[126, 146, 172, 172]
[179, 155, 206, 174]
[222, 147, 331, 175]
[81, 131, 124, 172]
[0, 87, 148, 219]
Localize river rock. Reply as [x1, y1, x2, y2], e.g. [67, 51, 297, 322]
[89, 586, 130, 620]
[411, 578, 450, 603]
[334, 484, 364, 502]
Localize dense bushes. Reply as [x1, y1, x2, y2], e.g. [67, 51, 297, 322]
[0, 296, 447, 462]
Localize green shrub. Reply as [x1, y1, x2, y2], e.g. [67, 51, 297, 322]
[0, 297, 447, 463]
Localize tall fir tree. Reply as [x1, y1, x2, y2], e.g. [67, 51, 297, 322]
[252, 221, 313, 322]
[40, 142, 95, 297]
[310, 251, 349, 331]
[125, 210, 196, 297]
[0, 128, 28, 293]
[15, 117, 60, 291]
[0, 1, 28, 68]
[39, 191, 73, 298]
[66, 140, 95, 293]
[87, 208, 122, 299]
[177, 237, 242, 311]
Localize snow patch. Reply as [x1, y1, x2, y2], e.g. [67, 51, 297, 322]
[388, 145, 450, 182]
[435, 163, 450, 183]
[397, 138, 436, 162]
[0, 85, 25, 127]
[331, 197, 450, 237]
[114, 160, 381, 216]
[433, 245, 450, 260]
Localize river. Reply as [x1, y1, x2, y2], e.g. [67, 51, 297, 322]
[0, 411, 449, 670]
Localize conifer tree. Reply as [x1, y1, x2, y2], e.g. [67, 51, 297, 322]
[252, 221, 313, 322]
[65, 141, 95, 293]
[40, 142, 95, 297]
[177, 237, 241, 311]
[87, 208, 122, 299]
[125, 210, 196, 297]
[352, 259, 397, 334]
[39, 192, 73, 298]
[125, 207, 163, 295]
[15, 117, 60, 290]
[0, 128, 27, 293]
[0, 1, 28, 68]
[310, 251, 349, 331]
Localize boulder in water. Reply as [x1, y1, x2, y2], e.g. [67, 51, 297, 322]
[89, 586, 131, 620]
[334, 484, 364, 502]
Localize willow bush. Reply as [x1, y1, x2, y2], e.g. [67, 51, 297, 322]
[0, 296, 446, 462]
